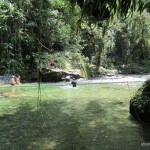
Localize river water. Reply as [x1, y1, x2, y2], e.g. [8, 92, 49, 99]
[78, 74, 149, 84]
[42, 75, 150, 149]
[0, 75, 150, 149]
[0, 74, 150, 86]
[41, 74, 150, 86]
[40, 75, 150, 150]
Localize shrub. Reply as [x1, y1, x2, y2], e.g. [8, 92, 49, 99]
[130, 79, 150, 121]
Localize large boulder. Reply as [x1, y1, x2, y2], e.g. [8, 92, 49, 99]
[42, 71, 63, 82]
[130, 79, 150, 121]
[42, 68, 82, 82]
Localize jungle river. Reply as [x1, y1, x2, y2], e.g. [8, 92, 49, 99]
[0, 75, 150, 150]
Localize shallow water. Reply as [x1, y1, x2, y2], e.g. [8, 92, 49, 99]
[0, 82, 150, 150]
[78, 74, 150, 84]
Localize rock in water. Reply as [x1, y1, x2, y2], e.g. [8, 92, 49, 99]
[42, 69, 82, 82]
[42, 71, 63, 82]
[130, 79, 150, 122]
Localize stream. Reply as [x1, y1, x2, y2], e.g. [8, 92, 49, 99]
[42, 74, 150, 86]
[0, 74, 150, 149]
[0, 74, 150, 86]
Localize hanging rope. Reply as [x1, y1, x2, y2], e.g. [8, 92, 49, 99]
[37, 0, 43, 107]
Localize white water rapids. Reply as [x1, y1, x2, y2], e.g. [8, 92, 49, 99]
[0, 74, 150, 86]
[78, 74, 150, 84]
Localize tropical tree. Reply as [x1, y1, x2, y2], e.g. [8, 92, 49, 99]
[70, 0, 150, 21]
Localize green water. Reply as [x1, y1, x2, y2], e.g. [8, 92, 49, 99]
[0, 83, 150, 150]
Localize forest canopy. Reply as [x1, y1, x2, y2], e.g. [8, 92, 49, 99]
[70, 0, 150, 21]
[0, 0, 150, 81]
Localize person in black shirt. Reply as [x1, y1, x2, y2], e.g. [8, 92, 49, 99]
[71, 78, 77, 87]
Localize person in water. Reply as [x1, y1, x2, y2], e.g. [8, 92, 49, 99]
[65, 75, 71, 82]
[15, 74, 21, 85]
[10, 75, 16, 86]
[71, 78, 77, 87]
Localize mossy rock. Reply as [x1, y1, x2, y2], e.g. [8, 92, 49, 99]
[130, 79, 150, 122]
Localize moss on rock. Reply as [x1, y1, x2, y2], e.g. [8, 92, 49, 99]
[130, 79, 150, 122]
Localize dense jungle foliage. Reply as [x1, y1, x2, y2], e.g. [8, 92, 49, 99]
[0, 0, 150, 81]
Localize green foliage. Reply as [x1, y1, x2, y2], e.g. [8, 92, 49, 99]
[0, 0, 150, 80]
[130, 80, 150, 117]
[85, 63, 97, 78]
[130, 79, 150, 122]
[71, 0, 150, 21]
[131, 94, 150, 113]
[105, 12, 150, 73]
[0, 0, 80, 78]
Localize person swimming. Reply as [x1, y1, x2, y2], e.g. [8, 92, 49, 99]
[15, 74, 21, 85]
[71, 78, 77, 87]
[10, 75, 16, 86]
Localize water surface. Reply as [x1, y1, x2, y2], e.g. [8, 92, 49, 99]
[0, 82, 150, 150]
